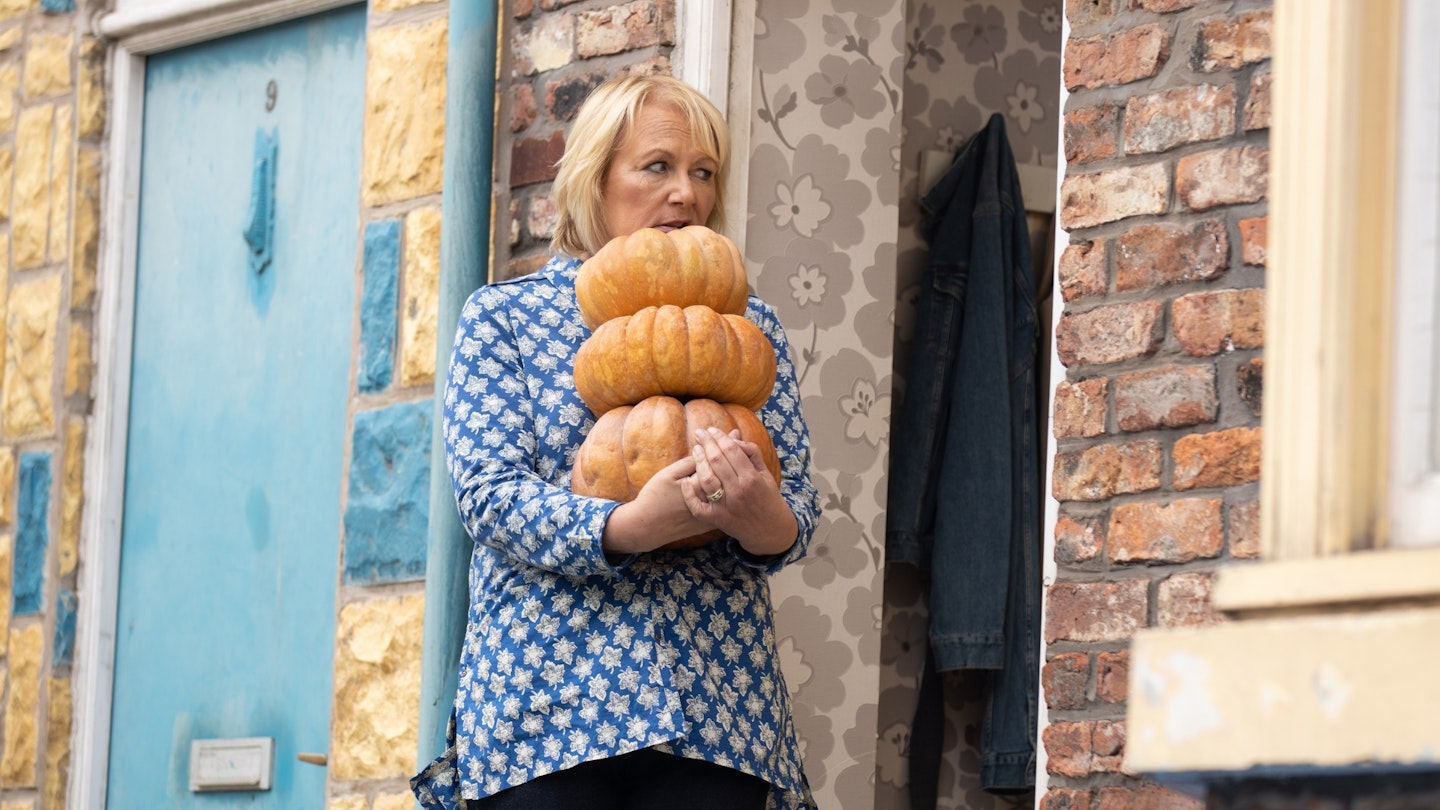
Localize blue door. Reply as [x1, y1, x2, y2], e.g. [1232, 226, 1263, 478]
[110, 8, 365, 806]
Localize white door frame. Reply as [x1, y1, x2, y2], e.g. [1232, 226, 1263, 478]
[75, 3, 353, 808]
[673, 0, 753, 248]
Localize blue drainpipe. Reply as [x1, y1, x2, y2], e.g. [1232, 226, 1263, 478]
[419, 0, 498, 768]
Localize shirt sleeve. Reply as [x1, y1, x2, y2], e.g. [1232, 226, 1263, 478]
[443, 285, 623, 578]
[734, 296, 822, 574]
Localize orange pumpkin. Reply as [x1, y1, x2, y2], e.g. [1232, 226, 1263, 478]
[575, 226, 749, 330]
[574, 304, 777, 416]
[571, 396, 782, 548]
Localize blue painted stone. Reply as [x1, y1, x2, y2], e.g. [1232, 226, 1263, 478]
[15, 453, 51, 616]
[343, 399, 432, 584]
[53, 589, 78, 668]
[41, 0, 74, 13]
[358, 219, 400, 393]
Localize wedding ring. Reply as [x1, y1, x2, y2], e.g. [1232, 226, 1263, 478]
[707, 487, 725, 502]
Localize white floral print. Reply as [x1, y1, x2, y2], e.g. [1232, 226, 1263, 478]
[410, 256, 822, 810]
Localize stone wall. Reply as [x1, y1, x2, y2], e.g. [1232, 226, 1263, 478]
[328, 1, 449, 807]
[0, 0, 102, 805]
[1039, 1, 1270, 807]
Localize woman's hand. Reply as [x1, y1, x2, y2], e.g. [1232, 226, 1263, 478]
[601, 454, 712, 554]
[683, 427, 798, 557]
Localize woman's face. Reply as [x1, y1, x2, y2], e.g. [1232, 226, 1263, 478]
[599, 102, 719, 243]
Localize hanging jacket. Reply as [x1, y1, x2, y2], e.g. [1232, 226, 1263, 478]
[886, 113, 1042, 796]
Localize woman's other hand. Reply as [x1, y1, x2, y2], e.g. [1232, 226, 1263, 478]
[683, 427, 798, 557]
[601, 454, 712, 554]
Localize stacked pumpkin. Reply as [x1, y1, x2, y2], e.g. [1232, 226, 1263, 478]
[570, 226, 782, 548]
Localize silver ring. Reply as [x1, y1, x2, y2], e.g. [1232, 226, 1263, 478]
[707, 487, 725, 502]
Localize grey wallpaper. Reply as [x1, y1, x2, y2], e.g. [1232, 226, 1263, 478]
[742, 0, 1060, 808]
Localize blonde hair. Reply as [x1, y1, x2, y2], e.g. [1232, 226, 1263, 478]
[551, 74, 730, 258]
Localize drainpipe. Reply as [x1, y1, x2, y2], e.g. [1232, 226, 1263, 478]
[419, 0, 498, 767]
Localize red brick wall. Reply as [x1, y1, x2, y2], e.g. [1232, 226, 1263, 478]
[496, 0, 677, 280]
[1041, 1, 1270, 806]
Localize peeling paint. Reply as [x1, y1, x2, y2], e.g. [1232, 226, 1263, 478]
[1310, 663, 1352, 721]
[1161, 652, 1222, 744]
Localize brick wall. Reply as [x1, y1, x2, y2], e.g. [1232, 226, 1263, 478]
[497, 0, 676, 279]
[1040, 1, 1270, 807]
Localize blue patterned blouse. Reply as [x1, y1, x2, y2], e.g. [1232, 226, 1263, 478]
[410, 255, 822, 810]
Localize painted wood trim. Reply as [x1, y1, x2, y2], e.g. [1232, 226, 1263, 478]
[1388, 0, 1440, 549]
[73, 45, 146, 810]
[1213, 546, 1440, 616]
[721, 0, 752, 250]
[1127, 606, 1440, 774]
[673, 0, 731, 113]
[97, 0, 354, 54]
[1263, 0, 1402, 559]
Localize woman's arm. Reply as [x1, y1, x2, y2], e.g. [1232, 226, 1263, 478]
[685, 297, 821, 567]
[445, 284, 627, 575]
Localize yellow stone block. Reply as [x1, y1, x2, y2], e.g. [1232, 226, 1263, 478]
[374, 791, 416, 810]
[2, 624, 44, 787]
[0, 145, 12, 222]
[2, 799, 33, 810]
[0, 26, 18, 53]
[14, 104, 55, 270]
[59, 417, 83, 577]
[327, 797, 367, 810]
[329, 592, 424, 781]
[22, 32, 72, 99]
[0, 62, 15, 132]
[48, 105, 73, 263]
[71, 147, 100, 309]
[4, 273, 63, 440]
[399, 207, 441, 388]
[76, 38, 105, 140]
[374, 0, 439, 8]
[0, 448, 14, 526]
[64, 320, 90, 400]
[0, 534, 13, 640]
[44, 676, 72, 809]
[361, 19, 447, 206]
[0, 0, 36, 22]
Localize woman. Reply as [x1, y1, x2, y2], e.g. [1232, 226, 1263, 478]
[410, 75, 822, 810]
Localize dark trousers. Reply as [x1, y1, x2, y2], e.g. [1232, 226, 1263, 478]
[469, 748, 770, 810]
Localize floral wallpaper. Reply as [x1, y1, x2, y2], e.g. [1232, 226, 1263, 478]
[744, 0, 904, 808]
[742, 0, 1060, 808]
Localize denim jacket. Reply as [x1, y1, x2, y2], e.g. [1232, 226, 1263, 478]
[886, 114, 1041, 795]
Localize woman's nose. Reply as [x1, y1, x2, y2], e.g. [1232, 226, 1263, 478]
[668, 176, 696, 206]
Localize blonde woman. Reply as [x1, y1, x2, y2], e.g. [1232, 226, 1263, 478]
[411, 75, 821, 810]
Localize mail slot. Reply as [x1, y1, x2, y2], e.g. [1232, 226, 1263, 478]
[189, 737, 273, 792]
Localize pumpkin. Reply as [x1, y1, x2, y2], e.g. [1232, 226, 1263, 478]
[571, 396, 782, 548]
[574, 304, 778, 416]
[575, 226, 749, 330]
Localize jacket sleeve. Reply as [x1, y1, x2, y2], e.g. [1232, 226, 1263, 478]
[729, 297, 822, 574]
[443, 285, 623, 578]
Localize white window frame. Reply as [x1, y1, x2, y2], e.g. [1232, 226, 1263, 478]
[1388, 0, 1440, 548]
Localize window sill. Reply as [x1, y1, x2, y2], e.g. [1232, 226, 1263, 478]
[1124, 548, 1440, 778]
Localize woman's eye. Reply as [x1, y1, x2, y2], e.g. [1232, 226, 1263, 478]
[646, 161, 668, 173]
[694, 168, 714, 182]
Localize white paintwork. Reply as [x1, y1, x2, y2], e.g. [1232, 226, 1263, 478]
[74, 44, 143, 810]
[1127, 607, 1440, 774]
[98, 0, 352, 54]
[1389, 0, 1440, 548]
[674, 0, 732, 113]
